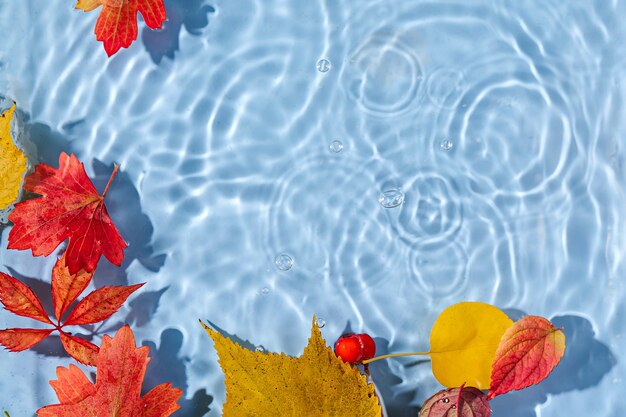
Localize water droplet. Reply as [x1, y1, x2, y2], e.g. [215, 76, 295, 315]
[260, 287, 270, 295]
[439, 139, 453, 151]
[451, 405, 457, 409]
[442, 398, 450, 403]
[255, 345, 266, 352]
[316, 318, 326, 328]
[274, 253, 293, 271]
[329, 140, 344, 153]
[378, 189, 404, 208]
[317, 58, 331, 73]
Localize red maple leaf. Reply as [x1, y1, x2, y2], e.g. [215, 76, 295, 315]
[37, 325, 182, 416]
[8, 152, 127, 274]
[0, 254, 143, 365]
[75, 0, 167, 56]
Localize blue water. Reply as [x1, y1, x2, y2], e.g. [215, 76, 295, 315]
[1, 0, 625, 415]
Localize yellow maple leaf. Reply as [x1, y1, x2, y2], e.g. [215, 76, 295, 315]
[201, 317, 383, 417]
[0, 103, 28, 213]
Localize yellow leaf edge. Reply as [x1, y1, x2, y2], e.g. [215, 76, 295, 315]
[0, 102, 31, 223]
[200, 316, 383, 416]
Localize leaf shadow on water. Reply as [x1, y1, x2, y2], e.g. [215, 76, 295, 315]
[142, 328, 213, 416]
[489, 312, 616, 417]
[141, 0, 215, 64]
[24, 118, 168, 327]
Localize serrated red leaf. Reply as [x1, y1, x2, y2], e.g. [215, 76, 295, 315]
[49, 364, 96, 404]
[419, 386, 491, 417]
[76, 0, 166, 56]
[52, 254, 94, 322]
[59, 331, 100, 366]
[0, 272, 52, 324]
[7, 153, 127, 274]
[64, 283, 143, 325]
[0, 328, 53, 351]
[488, 315, 566, 399]
[37, 325, 182, 417]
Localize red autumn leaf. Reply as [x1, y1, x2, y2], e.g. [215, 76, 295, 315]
[8, 152, 127, 274]
[0, 328, 53, 351]
[0, 272, 53, 324]
[75, 0, 167, 56]
[52, 253, 94, 322]
[488, 315, 566, 399]
[419, 385, 491, 417]
[37, 325, 182, 417]
[64, 283, 144, 325]
[0, 255, 143, 365]
[59, 331, 100, 366]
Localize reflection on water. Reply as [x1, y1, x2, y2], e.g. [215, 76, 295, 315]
[1, 0, 626, 415]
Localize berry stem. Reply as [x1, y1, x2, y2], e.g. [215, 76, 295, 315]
[102, 163, 120, 197]
[362, 351, 429, 364]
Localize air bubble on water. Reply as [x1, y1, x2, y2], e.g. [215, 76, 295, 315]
[378, 189, 404, 208]
[317, 59, 331, 73]
[316, 318, 326, 328]
[329, 140, 344, 153]
[275, 253, 293, 271]
[260, 287, 270, 296]
[440, 139, 453, 151]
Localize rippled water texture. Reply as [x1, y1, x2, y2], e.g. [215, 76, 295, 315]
[1, 0, 626, 416]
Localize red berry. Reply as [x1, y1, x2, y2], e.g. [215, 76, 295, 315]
[357, 333, 376, 360]
[334, 334, 362, 363]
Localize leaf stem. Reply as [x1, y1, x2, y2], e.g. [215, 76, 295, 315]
[362, 351, 430, 364]
[102, 163, 120, 197]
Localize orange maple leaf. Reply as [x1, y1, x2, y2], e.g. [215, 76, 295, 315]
[8, 152, 126, 274]
[37, 325, 182, 416]
[75, 0, 167, 56]
[0, 254, 143, 365]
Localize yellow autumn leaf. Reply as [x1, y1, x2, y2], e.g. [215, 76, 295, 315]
[201, 317, 382, 417]
[0, 104, 28, 212]
[429, 301, 513, 389]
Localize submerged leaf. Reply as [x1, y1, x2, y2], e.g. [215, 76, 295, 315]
[419, 386, 491, 417]
[0, 104, 28, 213]
[488, 315, 566, 399]
[37, 325, 182, 416]
[8, 152, 127, 274]
[429, 302, 513, 389]
[201, 316, 382, 416]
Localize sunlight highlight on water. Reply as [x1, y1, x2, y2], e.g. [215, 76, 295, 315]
[1, 0, 626, 416]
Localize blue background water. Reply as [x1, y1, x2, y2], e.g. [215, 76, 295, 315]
[0, 0, 625, 415]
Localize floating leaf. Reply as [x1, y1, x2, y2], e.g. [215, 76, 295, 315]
[429, 302, 513, 389]
[0, 103, 28, 214]
[37, 325, 182, 416]
[419, 385, 491, 417]
[75, 0, 167, 56]
[0, 255, 142, 365]
[201, 316, 382, 416]
[8, 152, 126, 274]
[488, 315, 566, 399]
